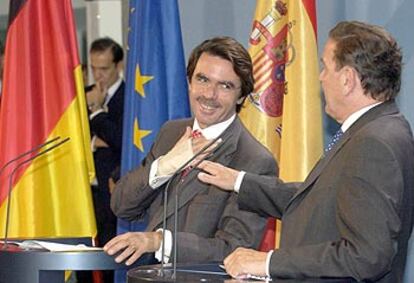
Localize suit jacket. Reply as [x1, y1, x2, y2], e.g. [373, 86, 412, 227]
[88, 81, 125, 246]
[111, 117, 278, 262]
[89, 81, 125, 191]
[239, 101, 414, 282]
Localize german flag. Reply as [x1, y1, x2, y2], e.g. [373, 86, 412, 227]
[0, 0, 96, 239]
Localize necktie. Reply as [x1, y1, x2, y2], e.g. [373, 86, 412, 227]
[324, 129, 343, 152]
[181, 130, 203, 177]
[192, 129, 202, 138]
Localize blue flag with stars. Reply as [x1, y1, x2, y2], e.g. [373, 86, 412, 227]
[116, 0, 190, 281]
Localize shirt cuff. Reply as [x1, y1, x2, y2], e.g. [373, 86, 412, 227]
[234, 171, 246, 193]
[154, 228, 172, 263]
[89, 108, 105, 120]
[266, 250, 274, 277]
[149, 158, 172, 189]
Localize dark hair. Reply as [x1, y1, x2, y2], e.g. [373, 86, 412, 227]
[329, 21, 402, 101]
[90, 37, 123, 64]
[187, 36, 254, 112]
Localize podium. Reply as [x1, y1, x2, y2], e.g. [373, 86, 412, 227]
[127, 263, 357, 283]
[0, 243, 125, 283]
[127, 263, 231, 283]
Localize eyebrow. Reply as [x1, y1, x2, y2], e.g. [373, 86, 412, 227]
[195, 73, 208, 79]
[195, 73, 237, 88]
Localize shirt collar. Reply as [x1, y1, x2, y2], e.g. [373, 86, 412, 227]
[341, 102, 382, 133]
[104, 76, 123, 106]
[193, 114, 236, 140]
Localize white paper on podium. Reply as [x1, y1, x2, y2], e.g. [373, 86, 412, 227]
[1, 240, 103, 252]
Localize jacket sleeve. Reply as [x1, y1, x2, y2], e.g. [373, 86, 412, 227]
[238, 174, 299, 219]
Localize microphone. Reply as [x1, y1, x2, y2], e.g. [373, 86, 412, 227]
[0, 136, 61, 178]
[159, 134, 226, 278]
[2, 137, 70, 249]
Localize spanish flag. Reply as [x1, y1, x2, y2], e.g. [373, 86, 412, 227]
[240, 0, 322, 249]
[0, 0, 96, 239]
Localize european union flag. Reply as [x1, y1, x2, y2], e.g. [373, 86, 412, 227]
[121, 0, 190, 174]
[116, 0, 190, 281]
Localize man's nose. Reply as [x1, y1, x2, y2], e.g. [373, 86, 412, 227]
[93, 70, 103, 81]
[203, 83, 219, 98]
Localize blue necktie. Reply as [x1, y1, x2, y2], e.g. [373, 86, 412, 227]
[324, 129, 344, 152]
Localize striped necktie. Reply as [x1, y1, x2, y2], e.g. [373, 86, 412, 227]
[181, 129, 203, 177]
[324, 129, 344, 153]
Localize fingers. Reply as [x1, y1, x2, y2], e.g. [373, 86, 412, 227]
[96, 80, 108, 95]
[197, 160, 222, 174]
[223, 248, 268, 278]
[103, 232, 144, 265]
[103, 233, 128, 256]
[197, 161, 238, 191]
[114, 244, 144, 265]
[86, 83, 107, 111]
[95, 137, 109, 148]
[223, 247, 244, 278]
[178, 127, 193, 142]
[197, 171, 215, 184]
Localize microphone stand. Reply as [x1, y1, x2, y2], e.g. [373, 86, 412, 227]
[159, 135, 222, 278]
[0, 136, 61, 178]
[2, 137, 70, 249]
[171, 149, 221, 279]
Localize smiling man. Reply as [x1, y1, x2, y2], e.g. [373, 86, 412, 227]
[104, 37, 278, 266]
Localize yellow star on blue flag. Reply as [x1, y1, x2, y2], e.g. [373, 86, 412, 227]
[133, 118, 152, 152]
[135, 64, 153, 97]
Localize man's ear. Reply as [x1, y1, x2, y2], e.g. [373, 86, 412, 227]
[116, 60, 124, 73]
[341, 66, 358, 96]
[188, 79, 192, 92]
[236, 95, 245, 105]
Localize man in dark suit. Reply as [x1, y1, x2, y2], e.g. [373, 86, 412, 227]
[197, 21, 414, 282]
[83, 37, 124, 283]
[86, 37, 124, 248]
[104, 37, 278, 266]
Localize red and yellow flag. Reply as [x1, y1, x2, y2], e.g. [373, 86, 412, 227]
[241, 0, 322, 249]
[0, 0, 96, 238]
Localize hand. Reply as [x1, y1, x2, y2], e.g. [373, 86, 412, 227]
[103, 231, 162, 266]
[197, 160, 239, 191]
[94, 137, 109, 148]
[86, 82, 107, 112]
[108, 177, 116, 194]
[158, 127, 217, 176]
[223, 247, 267, 278]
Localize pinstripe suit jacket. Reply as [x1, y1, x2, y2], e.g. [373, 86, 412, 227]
[111, 117, 278, 262]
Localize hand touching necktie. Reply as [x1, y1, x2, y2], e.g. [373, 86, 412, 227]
[157, 127, 214, 176]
